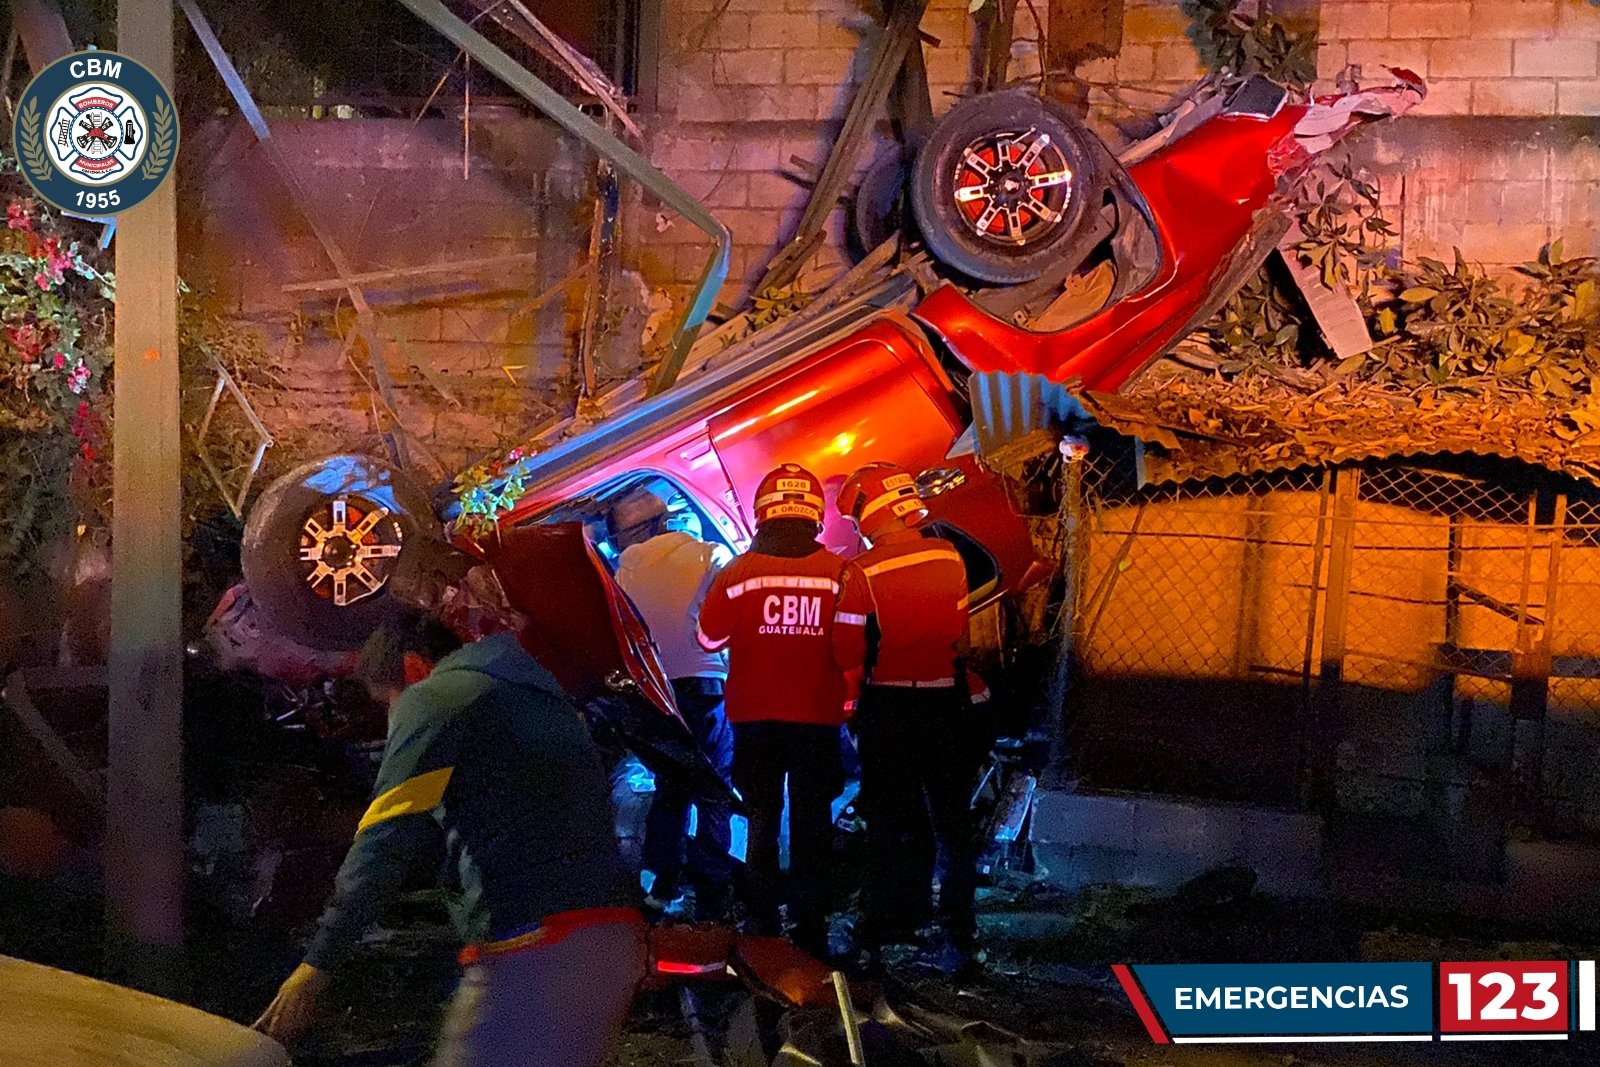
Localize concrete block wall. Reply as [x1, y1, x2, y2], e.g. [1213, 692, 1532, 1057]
[636, 0, 998, 305]
[1318, 0, 1600, 117]
[1069, 0, 1600, 270]
[182, 116, 595, 474]
[184, 0, 1600, 474]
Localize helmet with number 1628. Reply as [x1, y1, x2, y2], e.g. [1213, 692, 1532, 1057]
[753, 463, 825, 527]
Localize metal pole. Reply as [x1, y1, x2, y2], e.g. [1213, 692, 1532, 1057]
[832, 970, 868, 1067]
[106, 0, 184, 993]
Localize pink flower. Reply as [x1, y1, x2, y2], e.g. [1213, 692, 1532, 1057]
[67, 362, 91, 394]
[47, 251, 72, 282]
[34, 272, 51, 290]
[6, 203, 31, 231]
[51, 352, 66, 370]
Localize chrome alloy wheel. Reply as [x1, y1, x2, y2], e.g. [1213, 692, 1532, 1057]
[298, 495, 404, 607]
[951, 126, 1075, 246]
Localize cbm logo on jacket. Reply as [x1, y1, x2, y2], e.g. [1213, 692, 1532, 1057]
[13, 49, 179, 215]
[759, 594, 824, 636]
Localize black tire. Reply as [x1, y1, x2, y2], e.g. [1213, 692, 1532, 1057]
[241, 455, 438, 651]
[911, 90, 1107, 285]
[848, 151, 914, 260]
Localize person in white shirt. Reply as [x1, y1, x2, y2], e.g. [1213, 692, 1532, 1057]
[611, 489, 738, 920]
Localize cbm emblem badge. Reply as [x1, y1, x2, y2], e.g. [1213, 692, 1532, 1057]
[13, 49, 178, 215]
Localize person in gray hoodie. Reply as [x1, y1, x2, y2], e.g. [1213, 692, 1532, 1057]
[255, 618, 643, 1067]
[611, 489, 739, 920]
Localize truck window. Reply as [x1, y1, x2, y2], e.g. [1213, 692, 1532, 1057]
[527, 472, 732, 570]
[923, 521, 1000, 607]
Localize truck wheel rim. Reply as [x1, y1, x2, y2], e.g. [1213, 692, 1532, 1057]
[951, 126, 1074, 247]
[298, 495, 404, 607]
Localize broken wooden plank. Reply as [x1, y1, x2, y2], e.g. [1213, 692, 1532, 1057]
[750, 0, 930, 298]
[889, 13, 936, 147]
[2, 671, 105, 815]
[1276, 220, 1373, 360]
[980, 0, 1019, 92]
[280, 251, 542, 295]
[11, 0, 73, 71]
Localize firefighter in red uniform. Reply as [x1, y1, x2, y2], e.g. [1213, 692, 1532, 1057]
[838, 462, 980, 965]
[696, 463, 872, 959]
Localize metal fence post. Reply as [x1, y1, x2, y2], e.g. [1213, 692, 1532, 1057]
[1297, 469, 1334, 803]
[1309, 466, 1359, 807]
[1510, 492, 1565, 826]
[1041, 450, 1085, 786]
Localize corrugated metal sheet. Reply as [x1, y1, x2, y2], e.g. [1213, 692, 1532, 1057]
[969, 371, 1093, 461]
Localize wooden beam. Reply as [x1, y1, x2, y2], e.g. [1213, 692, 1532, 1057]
[3, 672, 105, 815]
[750, 0, 929, 298]
[980, 0, 1018, 92]
[1309, 466, 1359, 807]
[280, 251, 542, 295]
[11, 0, 72, 71]
[107, 0, 184, 994]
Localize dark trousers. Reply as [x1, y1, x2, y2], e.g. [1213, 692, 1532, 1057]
[731, 720, 843, 958]
[643, 677, 736, 900]
[856, 685, 981, 948]
[432, 919, 647, 1067]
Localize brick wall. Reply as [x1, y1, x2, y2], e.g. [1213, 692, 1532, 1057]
[1319, 0, 1600, 117]
[633, 0, 999, 305]
[182, 115, 600, 474]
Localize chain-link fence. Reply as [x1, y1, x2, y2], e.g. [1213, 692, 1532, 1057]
[1066, 452, 1600, 834]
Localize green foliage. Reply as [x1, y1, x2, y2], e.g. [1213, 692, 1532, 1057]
[451, 447, 532, 543]
[0, 177, 114, 574]
[1366, 245, 1600, 424]
[1, 153, 284, 579]
[1186, 152, 1600, 443]
[1183, 0, 1319, 88]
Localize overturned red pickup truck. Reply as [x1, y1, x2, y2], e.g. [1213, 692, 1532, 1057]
[216, 73, 1423, 765]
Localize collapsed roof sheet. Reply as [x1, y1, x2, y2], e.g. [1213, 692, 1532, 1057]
[1080, 377, 1600, 488]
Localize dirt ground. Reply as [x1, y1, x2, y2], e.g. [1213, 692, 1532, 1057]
[6, 865, 1600, 1065]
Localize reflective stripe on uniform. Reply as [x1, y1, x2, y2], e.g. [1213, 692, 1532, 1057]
[358, 766, 454, 833]
[726, 575, 840, 598]
[696, 625, 730, 651]
[859, 549, 965, 579]
[874, 678, 956, 688]
[835, 611, 867, 625]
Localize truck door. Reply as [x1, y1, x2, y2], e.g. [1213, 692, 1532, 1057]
[707, 316, 967, 546]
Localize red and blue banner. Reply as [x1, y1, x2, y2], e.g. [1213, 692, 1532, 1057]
[1114, 960, 1600, 1043]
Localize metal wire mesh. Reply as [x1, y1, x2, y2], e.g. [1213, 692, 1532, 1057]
[1068, 452, 1600, 827]
[1075, 460, 1326, 685]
